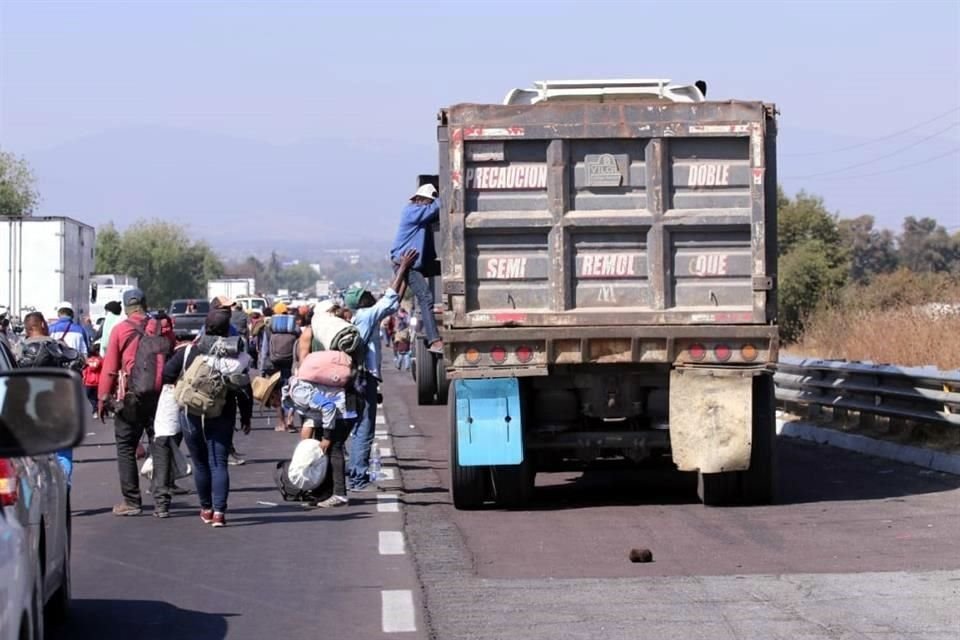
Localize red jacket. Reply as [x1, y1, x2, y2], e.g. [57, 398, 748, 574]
[98, 313, 175, 402]
[82, 355, 103, 387]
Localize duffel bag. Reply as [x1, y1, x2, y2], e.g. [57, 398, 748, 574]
[298, 350, 353, 387]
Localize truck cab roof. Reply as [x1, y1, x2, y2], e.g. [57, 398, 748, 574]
[503, 78, 706, 105]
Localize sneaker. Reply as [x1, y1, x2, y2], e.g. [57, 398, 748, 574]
[211, 512, 226, 527]
[200, 508, 215, 524]
[91, 410, 98, 419]
[228, 452, 246, 466]
[428, 339, 444, 354]
[153, 508, 170, 519]
[314, 495, 349, 509]
[112, 503, 142, 517]
[172, 484, 190, 496]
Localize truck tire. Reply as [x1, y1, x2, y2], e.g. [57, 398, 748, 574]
[416, 339, 437, 405]
[491, 460, 534, 508]
[435, 356, 450, 405]
[449, 384, 486, 509]
[698, 374, 778, 506]
[741, 374, 777, 505]
[697, 471, 740, 506]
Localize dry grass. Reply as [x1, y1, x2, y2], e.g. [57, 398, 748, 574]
[793, 307, 960, 370]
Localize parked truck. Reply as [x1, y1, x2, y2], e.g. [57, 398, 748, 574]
[207, 278, 255, 302]
[0, 216, 96, 321]
[438, 79, 779, 508]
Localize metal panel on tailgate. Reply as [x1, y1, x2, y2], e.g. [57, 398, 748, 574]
[441, 101, 776, 329]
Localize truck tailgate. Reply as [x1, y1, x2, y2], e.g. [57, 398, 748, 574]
[439, 101, 777, 328]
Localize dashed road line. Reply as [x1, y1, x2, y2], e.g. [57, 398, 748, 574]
[381, 589, 417, 633]
[376, 414, 386, 425]
[381, 467, 397, 481]
[380, 447, 393, 458]
[377, 493, 400, 513]
[378, 530, 406, 555]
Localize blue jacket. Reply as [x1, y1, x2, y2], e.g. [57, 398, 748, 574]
[48, 317, 90, 356]
[390, 199, 441, 274]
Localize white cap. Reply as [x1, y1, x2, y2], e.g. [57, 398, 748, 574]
[57, 301, 74, 313]
[411, 184, 438, 200]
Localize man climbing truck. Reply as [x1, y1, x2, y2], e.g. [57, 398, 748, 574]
[437, 79, 779, 508]
[406, 174, 451, 406]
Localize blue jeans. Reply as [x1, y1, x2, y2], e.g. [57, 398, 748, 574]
[406, 270, 441, 345]
[347, 375, 379, 487]
[181, 412, 234, 513]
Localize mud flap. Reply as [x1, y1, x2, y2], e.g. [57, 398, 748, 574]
[454, 378, 523, 466]
[669, 368, 754, 473]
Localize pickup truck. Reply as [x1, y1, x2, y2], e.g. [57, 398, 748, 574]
[169, 299, 210, 341]
[437, 79, 779, 509]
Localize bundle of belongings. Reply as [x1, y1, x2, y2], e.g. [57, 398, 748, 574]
[311, 311, 362, 356]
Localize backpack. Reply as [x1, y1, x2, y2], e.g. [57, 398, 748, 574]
[268, 332, 297, 367]
[19, 339, 84, 371]
[120, 317, 173, 412]
[174, 345, 236, 418]
[298, 350, 353, 387]
[274, 459, 333, 503]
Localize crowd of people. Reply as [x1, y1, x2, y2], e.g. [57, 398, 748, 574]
[9, 181, 444, 528]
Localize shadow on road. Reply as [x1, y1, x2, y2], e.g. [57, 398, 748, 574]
[50, 599, 235, 640]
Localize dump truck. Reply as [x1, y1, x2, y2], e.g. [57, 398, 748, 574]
[437, 79, 779, 508]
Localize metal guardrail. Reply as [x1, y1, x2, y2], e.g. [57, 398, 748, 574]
[775, 356, 960, 427]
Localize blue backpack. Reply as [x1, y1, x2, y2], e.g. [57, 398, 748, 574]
[270, 315, 297, 334]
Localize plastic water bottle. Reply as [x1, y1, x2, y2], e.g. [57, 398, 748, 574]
[368, 442, 382, 483]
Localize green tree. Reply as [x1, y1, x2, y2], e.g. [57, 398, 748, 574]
[778, 240, 846, 342]
[94, 223, 123, 273]
[278, 262, 319, 293]
[837, 215, 898, 283]
[776, 189, 849, 342]
[0, 151, 40, 216]
[94, 220, 224, 307]
[897, 216, 959, 273]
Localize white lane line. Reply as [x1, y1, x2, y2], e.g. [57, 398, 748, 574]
[377, 493, 400, 513]
[382, 590, 417, 633]
[380, 447, 393, 458]
[376, 414, 386, 425]
[381, 467, 397, 481]
[375, 434, 390, 441]
[378, 530, 406, 555]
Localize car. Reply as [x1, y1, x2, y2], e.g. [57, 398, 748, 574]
[0, 349, 85, 640]
[169, 299, 211, 341]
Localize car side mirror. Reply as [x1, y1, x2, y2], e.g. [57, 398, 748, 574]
[0, 369, 86, 457]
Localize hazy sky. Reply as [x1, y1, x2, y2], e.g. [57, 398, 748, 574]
[1, 0, 958, 242]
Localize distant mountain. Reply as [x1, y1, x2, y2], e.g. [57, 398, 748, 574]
[26, 125, 435, 254]
[24, 123, 958, 258]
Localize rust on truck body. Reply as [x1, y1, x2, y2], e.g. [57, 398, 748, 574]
[438, 100, 778, 346]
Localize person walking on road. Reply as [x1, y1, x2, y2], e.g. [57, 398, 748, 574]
[343, 249, 417, 492]
[390, 184, 443, 354]
[49, 301, 90, 357]
[98, 288, 176, 516]
[82, 343, 103, 417]
[96, 300, 124, 349]
[165, 308, 253, 528]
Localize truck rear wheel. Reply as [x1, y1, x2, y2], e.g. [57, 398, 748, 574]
[698, 374, 778, 506]
[416, 339, 437, 405]
[491, 461, 534, 508]
[435, 356, 450, 405]
[741, 374, 777, 505]
[449, 384, 487, 509]
[697, 471, 739, 506]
